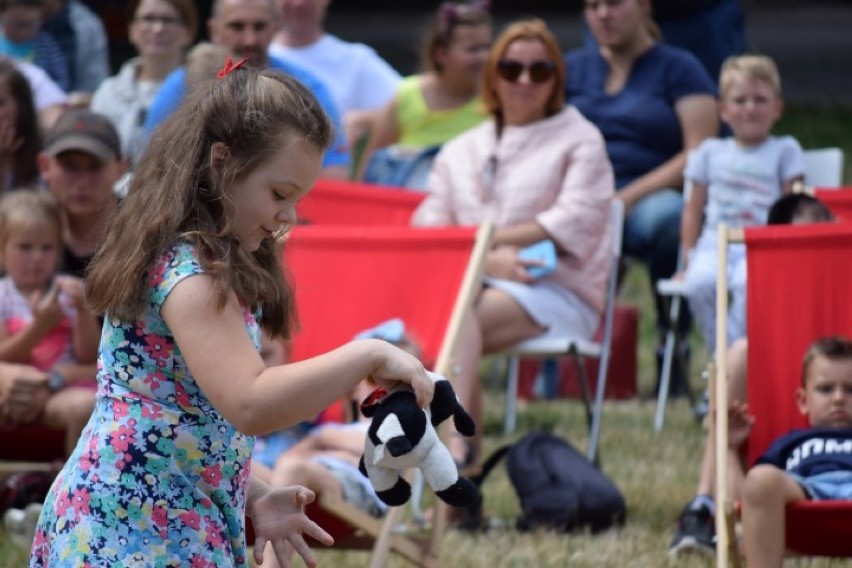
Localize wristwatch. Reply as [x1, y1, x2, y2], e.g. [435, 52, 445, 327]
[46, 370, 65, 392]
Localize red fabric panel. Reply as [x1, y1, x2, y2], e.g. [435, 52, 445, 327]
[0, 425, 65, 461]
[786, 500, 852, 556]
[284, 225, 478, 368]
[297, 179, 425, 226]
[516, 305, 638, 400]
[814, 188, 852, 222]
[745, 223, 852, 464]
[744, 224, 852, 558]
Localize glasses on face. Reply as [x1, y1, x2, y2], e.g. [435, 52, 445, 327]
[496, 59, 556, 84]
[134, 14, 183, 28]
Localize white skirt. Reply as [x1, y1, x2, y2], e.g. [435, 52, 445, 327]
[484, 277, 599, 340]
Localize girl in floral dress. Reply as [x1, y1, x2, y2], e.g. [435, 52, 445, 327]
[29, 61, 435, 568]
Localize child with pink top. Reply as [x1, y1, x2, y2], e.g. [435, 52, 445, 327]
[0, 191, 100, 452]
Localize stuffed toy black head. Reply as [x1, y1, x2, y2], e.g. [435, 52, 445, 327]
[358, 372, 479, 508]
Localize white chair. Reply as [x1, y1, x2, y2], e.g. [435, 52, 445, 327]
[653, 146, 846, 432]
[802, 147, 844, 188]
[501, 200, 623, 465]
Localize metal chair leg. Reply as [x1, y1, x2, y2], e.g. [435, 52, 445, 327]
[655, 293, 682, 432]
[504, 355, 519, 434]
[572, 349, 594, 432]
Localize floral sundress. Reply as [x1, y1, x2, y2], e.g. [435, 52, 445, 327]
[30, 243, 260, 567]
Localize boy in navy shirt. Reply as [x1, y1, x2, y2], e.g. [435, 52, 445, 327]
[741, 336, 852, 566]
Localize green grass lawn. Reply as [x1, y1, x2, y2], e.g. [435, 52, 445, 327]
[2, 104, 849, 567]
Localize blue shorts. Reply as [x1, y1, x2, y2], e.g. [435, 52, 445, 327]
[790, 471, 852, 500]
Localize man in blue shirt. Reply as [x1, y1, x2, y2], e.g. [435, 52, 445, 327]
[145, 0, 350, 178]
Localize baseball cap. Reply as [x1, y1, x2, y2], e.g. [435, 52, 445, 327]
[43, 110, 121, 163]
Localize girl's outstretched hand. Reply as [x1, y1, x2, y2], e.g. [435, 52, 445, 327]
[365, 339, 435, 409]
[249, 484, 333, 568]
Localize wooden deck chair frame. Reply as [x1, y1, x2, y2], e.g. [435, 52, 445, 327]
[283, 223, 492, 568]
[713, 223, 852, 568]
[713, 224, 744, 568]
[501, 199, 623, 465]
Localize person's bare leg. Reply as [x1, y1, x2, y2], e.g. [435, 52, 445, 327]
[742, 464, 805, 567]
[477, 288, 545, 354]
[444, 305, 484, 466]
[42, 387, 95, 457]
[271, 456, 343, 501]
[695, 339, 750, 499]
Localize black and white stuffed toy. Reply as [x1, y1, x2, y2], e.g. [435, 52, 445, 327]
[358, 372, 479, 508]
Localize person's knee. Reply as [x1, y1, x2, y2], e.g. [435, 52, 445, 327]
[743, 465, 786, 504]
[627, 190, 683, 240]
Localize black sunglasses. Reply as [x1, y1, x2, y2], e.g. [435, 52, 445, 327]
[496, 59, 556, 84]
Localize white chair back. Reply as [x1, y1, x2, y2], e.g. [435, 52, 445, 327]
[803, 147, 844, 188]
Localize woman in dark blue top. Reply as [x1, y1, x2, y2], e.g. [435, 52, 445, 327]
[565, 0, 718, 373]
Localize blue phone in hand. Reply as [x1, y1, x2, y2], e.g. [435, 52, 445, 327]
[519, 240, 557, 279]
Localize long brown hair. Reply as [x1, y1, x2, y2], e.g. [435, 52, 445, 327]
[0, 59, 40, 187]
[85, 66, 333, 338]
[481, 19, 565, 120]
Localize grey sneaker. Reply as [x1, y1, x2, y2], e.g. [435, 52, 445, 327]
[668, 500, 716, 556]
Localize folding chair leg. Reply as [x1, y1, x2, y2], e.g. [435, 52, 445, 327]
[655, 294, 681, 432]
[724, 500, 742, 568]
[504, 355, 519, 434]
[573, 350, 594, 431]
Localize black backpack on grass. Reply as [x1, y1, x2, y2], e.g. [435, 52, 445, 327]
[467, 431, 626, 533]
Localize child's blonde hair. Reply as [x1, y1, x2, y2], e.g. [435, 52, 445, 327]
[185, 42, 228, 93]
[719, 54, 782, 98]
[0, 190, 62, 248]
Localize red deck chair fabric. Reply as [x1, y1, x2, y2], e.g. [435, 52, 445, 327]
[247, 224, 488, 565]
[297, 178, 425, 226]
[286, 225, 475, 366]
[814, 188, 852, 222]
[0, 425, 64, 463]
[744, 223, 852, 557]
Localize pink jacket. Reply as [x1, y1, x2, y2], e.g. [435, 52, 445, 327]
[412, 106, 614, 313]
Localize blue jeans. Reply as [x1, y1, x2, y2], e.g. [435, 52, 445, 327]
[622, 189, 685, 332]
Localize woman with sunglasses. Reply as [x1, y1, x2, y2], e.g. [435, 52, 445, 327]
[413, 19, 613, 465]
[566, 0, 718, 394]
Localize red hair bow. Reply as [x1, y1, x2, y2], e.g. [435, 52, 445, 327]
[216, 56, 248, 79]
